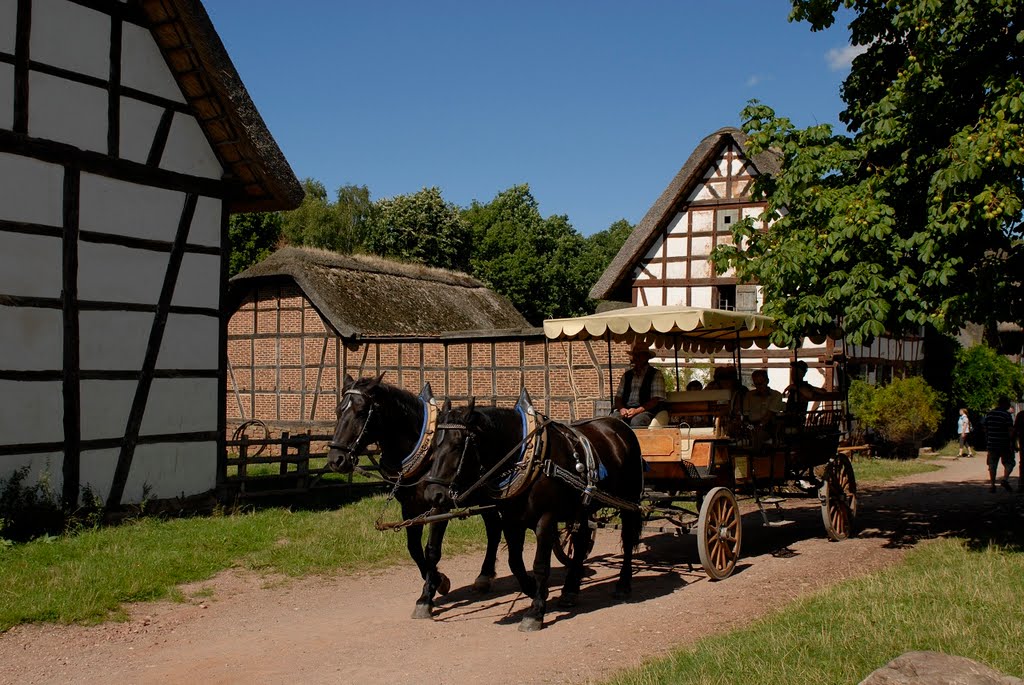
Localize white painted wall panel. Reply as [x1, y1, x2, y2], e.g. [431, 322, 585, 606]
[189, 197, 222, 247]
[0, 63, 13, 131]
[644, 240, 662, 260]
[79, 242, 166, 304]
[691, 260, 710, 278]
[0, 232, 62, 297]
[0, 380, 62, 444]
[131, 442, 217, 500]
[118, 96, 164, 164]
[665, 287, 686, 306]
[665, 261, 686, 279]
[171, 253, 220, 309]
[80, 173, 185, 241]
[79, 310, 151, 370]
[0, 152, 63, 225]
[691, 210, 713, 233]
[158, 314, 218, 369]
[0, 0, 15, 53]
[667, 236, 687, 258]
[691, 236, 712, 255]
[78, 448, 117, 503]
[640, 287, 663, 307]
[691, 286, 712, 308]
[687, 184, 713, 202]
[140, 378, 218, 435]
[0, 306, 62, 369]
[639, 260, 662, 280]
[80, 379, 134, 441]
[161, 113, 223, 179]
[29, 72, 107, 152]
[30, 0, 109, 80]
[121, 23, 185, 103]
[665, 211, 686, 237]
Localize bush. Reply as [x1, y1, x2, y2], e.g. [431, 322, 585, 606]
[952, 344, 1024, 412]
[849, 377, 945, 450]
[0, 467, 64, 543]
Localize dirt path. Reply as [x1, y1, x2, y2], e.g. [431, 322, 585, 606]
[2, 457, 1021, 685]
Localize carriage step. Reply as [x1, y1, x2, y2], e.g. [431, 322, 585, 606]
[763, 519, 795, 528]
[758, 497, 786, 505]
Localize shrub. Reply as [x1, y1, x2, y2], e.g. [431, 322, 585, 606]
[0, 467, 64, 543]
[952, 344, 1024, 412]
[849, 377, 944, 448]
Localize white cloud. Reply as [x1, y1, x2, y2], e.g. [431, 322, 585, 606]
[826, 43, 869, 71]
[746, 74, 762, 87]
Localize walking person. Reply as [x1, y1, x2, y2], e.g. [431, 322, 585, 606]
[957, 408, 974, 458]
[983, 397, 1015, 493]
[1013, 407, 1024, 492]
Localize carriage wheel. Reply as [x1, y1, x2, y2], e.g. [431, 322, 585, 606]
[696, 487, 742, 581]
[553, 522, 595, 566]
[820, 453, 858, 541]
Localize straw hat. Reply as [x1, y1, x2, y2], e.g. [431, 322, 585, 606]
[629, 342, 656, 359]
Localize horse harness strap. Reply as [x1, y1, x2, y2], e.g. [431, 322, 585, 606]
[489, 403, 548, 500]
[548, 422, 604, 505]
[398, 395, 438, 480]
[542, 460, 641, 513]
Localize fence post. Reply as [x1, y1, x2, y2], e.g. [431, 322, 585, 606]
[280, 431, 290, 476]
[239, 438, 248, 494]
[298, 431, 310, 490]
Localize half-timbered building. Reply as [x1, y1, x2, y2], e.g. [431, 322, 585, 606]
[1, 0, 302, 508]
[590, 127, 922, 391]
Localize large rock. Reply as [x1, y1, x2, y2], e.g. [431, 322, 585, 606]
[860, 651, 1022, 685]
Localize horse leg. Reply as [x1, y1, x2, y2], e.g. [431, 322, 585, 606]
[520, 513, 556, 632]
[412, 520, 450, 619]
[473, 509, 501, 592]
[502, 524, 536, 599]
[613, 509, 642, 600]
[557, 518, 589, 608]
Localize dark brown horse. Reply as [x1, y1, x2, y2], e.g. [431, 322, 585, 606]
[326, 375, 503, 619]
[422, 397, 644, 631]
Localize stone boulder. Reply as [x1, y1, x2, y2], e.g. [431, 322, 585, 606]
[860, 651, 1022, 685]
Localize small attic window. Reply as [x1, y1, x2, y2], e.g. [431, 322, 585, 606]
[716, 209, 740, 232]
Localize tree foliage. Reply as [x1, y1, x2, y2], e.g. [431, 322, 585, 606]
[952, 344, 1024, 412]
[281, 179, 371, 253]
[364, 187, 471, 271]
[849, 376, 944, 445]
[713, 0, 1024, 347]
[227, 211, 282, 276]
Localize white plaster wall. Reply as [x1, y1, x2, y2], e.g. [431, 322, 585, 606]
[0, 452, 63, 502]
[640, 287, 663, 307]
[80, 173, 185, 241]
[639, 259, 662, 280]
[140, 377, 218, 435]
[665, 211, 686, 236]
[668, 235, 687, 258]
[79, 310, 151, 370]
[691, 236, 712, 255]
[188, 197, 222, 247]
[0, 63, 13, 131]
[161, 113, 223, 179]
[158, 314, 219, 369]
[0, 306, 62, 369]
[0, 232, 62, 297]
[0, 153, 63, 225]
[30, 0, 109, 80]
[687, 184, 713, 202]
[171, 252, 220, 309]
[691, 286, 712, 308]
[120, 23, 185, 103]
[29, 72, 107, 152]
[79, 379, 134, 441]
[78, 242, 166, 304]
[643, 239, 661, 260]
[0, 0, 16, 53]
[130, 442, 217, 500]
[118, 96, 165, 164]
[665, 261, 686, 279]
[691, 209, 713, 232]
[78, 448, 118, 502]
[0, 380, 63, 444]
[665, 287, 686, 306]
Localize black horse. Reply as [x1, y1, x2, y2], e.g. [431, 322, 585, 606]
[326, 374, 503, 619]
[422, 397, 644, 632]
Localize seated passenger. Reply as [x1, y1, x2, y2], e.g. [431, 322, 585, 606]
[743, 369, 784, 427]
[612, 342, 666, 427]
[705, 366, 740, 392]
[784, 360, 830, 421]
[685, 379, 704, 391]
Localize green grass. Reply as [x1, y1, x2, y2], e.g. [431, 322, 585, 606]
[607, 538, 1024, 684]
[851, 456, 941, 484]
[0, 495, 487, 631]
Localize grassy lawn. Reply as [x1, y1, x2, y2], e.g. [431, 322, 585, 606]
[606, 538, 1024, 684]
[0, 495, 487, 631]
[851, 455, 942, 484]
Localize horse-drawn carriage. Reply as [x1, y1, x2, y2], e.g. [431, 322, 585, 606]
[541, 304, 858, 580]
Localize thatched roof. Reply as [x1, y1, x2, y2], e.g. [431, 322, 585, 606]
[590, 127, 781, 302]
[139, 0, 303, 212]
[230, 248, 531, 338]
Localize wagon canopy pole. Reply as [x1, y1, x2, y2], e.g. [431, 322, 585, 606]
[606, 331, 614, 407]
[735, 330, 742, 379]
[673, 335, 680, 390]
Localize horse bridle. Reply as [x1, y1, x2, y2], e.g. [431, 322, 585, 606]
[329, 388, 378, 468]
[421, 421, 475, 502]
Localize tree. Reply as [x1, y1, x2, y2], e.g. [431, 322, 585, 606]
[952, 344, 1024, 412]
[281, 179, 371, 253]
[464, 185, 594, 325]
[849, 376, 944, 450]
[712, 1, 1024, 348]
[227, 211, 282, 276]
[364, 187, 471, 271]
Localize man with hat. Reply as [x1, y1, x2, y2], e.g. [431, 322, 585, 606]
[613, 342, 666, 427]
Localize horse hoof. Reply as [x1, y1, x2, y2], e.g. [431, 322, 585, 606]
[437, 573, 451, 596]
[557, 592, 578, 608]
[518, 616, 544, 632]
[411, 603, 433, 619]
[472, 573, 495, 593]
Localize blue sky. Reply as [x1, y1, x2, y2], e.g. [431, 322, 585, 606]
[205, 1, 861, 235]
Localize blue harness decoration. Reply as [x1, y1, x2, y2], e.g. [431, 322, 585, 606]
[489, 389, 547, 499]
[398, 382, 438, 479]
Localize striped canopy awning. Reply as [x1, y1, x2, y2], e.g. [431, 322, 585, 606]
[543, 305, 775, 353]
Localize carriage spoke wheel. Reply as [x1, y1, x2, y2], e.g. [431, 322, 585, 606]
[697, 487, 742, 581]
[820, 454, 858, 541]
[553, 522, 595, 566]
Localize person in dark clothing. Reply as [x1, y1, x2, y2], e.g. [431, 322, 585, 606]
[613, 342, 666, 427]
[1013, 408, 1024, 492]
[983, 396, 1015, 493]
